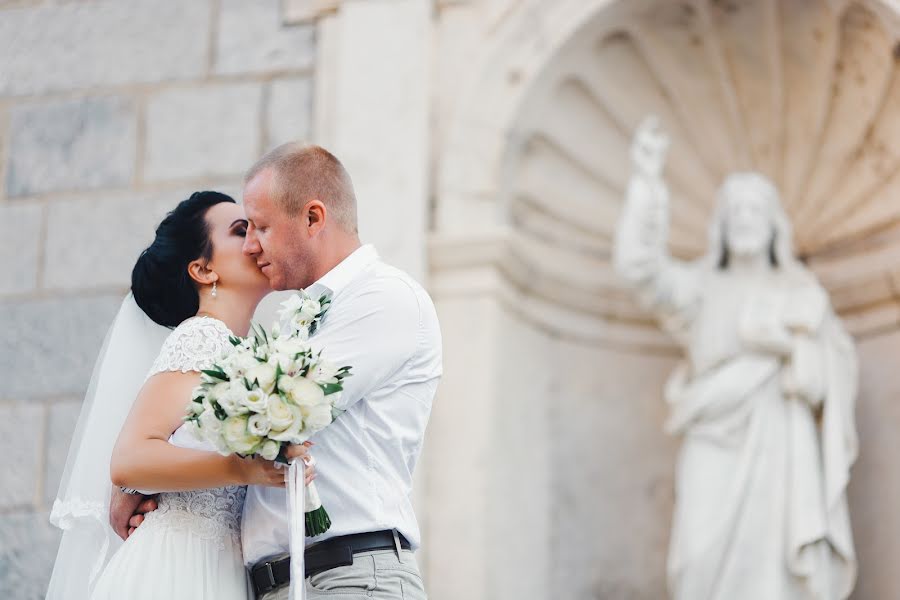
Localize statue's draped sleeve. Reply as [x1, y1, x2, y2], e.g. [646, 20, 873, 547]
[614, 173, 701, 342]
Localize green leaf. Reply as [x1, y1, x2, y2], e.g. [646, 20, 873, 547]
[212, 401, 228, 420]
[321, 383, 343, 396]
[201, 369, 229, 381]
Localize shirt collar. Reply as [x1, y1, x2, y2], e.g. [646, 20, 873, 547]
[306, 244, 379, 299]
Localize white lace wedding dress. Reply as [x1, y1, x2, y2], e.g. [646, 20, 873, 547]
[89, 316, 250, 600]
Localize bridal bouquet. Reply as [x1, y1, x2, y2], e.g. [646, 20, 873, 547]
[185, 290, 350, 536]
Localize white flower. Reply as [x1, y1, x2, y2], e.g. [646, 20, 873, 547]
[266, 396, 295, 431]
[206, 381, 230, 402]
[247, 413, 272, 437]
[224, 350, 258, 379]
[198, 405, 223, 434]
[303, 404, 333, 431]
[268, 352, 298, 375]
[259, 439, 281, 461]
[278, 293, 306, 319]
[242, 389, 269, 413]
[221, 415, 261, 455]
[287, 377, 326, 407]
[273, 336, 310, 360]
[218, 386, 251, 417]
[298, 298, 321, 323]
[269, 404, 306, 443]
[309, 360, 339, 385]
[289, 313, 313, 335]
[253, 343, 270, 362]
[247, 363, 277, 394]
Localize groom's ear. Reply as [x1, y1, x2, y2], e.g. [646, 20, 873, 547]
[305, 200, 326, 235]
[187, 260, 218, 286]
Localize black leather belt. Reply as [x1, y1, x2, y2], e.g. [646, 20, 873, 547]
[250, 530, 411, 598]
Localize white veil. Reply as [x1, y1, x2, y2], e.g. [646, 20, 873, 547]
[46, 293, 171, 600]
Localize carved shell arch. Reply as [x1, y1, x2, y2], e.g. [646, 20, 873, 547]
[502, 0, 900, 342]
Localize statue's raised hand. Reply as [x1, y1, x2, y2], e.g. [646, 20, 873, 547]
[631, 116, 670, 179]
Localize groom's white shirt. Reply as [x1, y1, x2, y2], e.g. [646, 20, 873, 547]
[242, 244, 442, 565]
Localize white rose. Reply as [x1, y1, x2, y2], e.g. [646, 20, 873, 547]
[247, 363, 277, 394]
[266, 396, 295, 431]
[198, 405, 223, 435]
[269, 404, 306, 443]
[286, 377, 326, 408]
[259, 439, 281, 461]
[206, 381, 230, 402]
[221, 415, 261, 455]
[303, 404, 333, 431]
[242, 389, 269, 413]
[247, 413, 272, 437]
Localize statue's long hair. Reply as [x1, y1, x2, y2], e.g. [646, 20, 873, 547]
[705, 172, 804, 276]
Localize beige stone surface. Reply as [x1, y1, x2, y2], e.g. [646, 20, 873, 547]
[44, 190, 193, 290]
[0, 202, 42, 295]
[0, 1, 317, 597]
[848, 329, 900, 600]
[0, 404, 45, 509]
[215, 0, 315, 76]
[144, 84, 263, 182]
[266, 76, 314, 149]
[6, 96, 136, 197]
[0, 295, 122, 399]
[0, 511, 63, 600]
[0, 0, 210, 96]
[43, 400, 82, 506]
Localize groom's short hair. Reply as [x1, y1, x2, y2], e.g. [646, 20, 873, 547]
[245, 143, 358, 233]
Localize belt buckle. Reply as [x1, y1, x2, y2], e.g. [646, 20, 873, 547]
[264, 561, 277, 590]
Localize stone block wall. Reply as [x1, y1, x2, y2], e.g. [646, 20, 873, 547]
[0, 2, 314, 597]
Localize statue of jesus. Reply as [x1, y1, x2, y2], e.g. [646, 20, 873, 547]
[614, 117, 858, 600]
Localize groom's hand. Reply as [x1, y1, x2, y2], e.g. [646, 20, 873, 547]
[109, 485, 157, 540]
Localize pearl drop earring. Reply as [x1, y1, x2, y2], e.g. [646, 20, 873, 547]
[211, 281, 218, 298]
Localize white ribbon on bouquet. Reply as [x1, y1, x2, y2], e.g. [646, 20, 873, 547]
[287, 455, 312, 600]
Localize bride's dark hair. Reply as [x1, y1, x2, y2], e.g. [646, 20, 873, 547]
[132, 191, 236, 328]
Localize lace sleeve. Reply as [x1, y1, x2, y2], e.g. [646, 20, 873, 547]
[146, 317, 233, 379]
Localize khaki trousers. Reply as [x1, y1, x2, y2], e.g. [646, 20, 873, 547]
[258, 549, 426, 600]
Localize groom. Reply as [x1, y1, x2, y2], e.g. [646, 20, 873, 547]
[116, 144, 441, 599]
[241, 144, 440, 599]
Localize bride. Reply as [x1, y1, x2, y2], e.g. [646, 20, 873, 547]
[46, 191, 315, 600]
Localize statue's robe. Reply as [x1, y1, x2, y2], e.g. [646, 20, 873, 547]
[615, 176, 858, 600]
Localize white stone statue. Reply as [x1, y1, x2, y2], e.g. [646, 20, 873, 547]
[614, 117, 859, 600]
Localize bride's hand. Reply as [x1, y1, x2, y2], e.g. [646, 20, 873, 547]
[233, 455, 286, 488]
[284, 442, 318, 486]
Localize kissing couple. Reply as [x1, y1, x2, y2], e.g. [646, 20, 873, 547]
[46, 144, 442, 600]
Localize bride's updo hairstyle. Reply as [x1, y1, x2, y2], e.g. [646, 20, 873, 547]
[132, 191, 236, 327]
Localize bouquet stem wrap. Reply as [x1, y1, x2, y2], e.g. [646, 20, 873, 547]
[287, 458, 306, 600]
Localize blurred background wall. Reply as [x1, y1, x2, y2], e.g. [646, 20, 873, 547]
[0, 2, 314, 597]
[6, 1, 900, 599]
